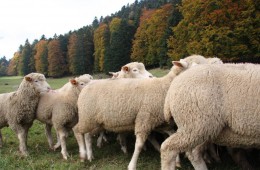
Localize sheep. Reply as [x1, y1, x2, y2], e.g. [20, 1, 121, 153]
[36, 74, 93, 160]
[0, 73, 50, 156]
[109, 62, 153, 79]
[90, 62, 154, 149]
[111, 56, 222, 164]
[75, 55, 212, 169]
[161, 63, 260, 170]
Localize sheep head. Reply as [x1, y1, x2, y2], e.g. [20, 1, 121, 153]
[23, 73, 51, 93]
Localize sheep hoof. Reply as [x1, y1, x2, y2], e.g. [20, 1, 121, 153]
[21, 151, 29, 157]
[87, 155, 94, 162]
[121, 147, 127, 154]
[54, 144, 61, 151]
[97, 142, 102, 148]
[176, 162, 181, 168]
[80, 157, 85, 162]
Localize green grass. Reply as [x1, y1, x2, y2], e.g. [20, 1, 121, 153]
[0, 70, 256, 170]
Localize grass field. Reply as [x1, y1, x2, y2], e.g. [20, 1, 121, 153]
[0, 70, 253, 170]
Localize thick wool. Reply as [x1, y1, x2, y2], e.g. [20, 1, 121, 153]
[161, 63, 260, 170]
[0, 73, 50, 156]
[36, 74, 93, 160]
[76, 55, 215, 169]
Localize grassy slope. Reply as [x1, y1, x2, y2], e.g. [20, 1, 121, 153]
[0, 70, 248, 170]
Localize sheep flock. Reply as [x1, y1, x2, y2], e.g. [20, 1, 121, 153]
[0, 56, 259, 170]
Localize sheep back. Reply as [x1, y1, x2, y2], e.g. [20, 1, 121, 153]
[166, 63, 260, 147]
[77, 77, 171, 134]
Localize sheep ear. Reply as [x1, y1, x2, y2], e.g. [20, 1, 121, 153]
[172, 60, 188, 68]
[25, 76, 32, 82]
[109, 72, 119, 78]
[70, 79, 78, 86]
[122, 66, 129, 73]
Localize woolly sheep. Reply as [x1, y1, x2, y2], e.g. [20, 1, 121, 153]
[161, 63, 260, 170]
[36, 74, 93, 160]
[109, 62, 153, 79]
[75, 55, 212, 169]
[112, 55, 223, 162]
[0, 73, 50, 156]
[81, 62, 154, 150]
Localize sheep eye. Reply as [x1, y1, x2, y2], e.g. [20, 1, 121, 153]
[133, 69, 138, 72]
[35, 80, 38, 82]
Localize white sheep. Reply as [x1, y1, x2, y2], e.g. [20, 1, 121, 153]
[161, 63, 260, 170]
[85, 62, 154, 150]
[75, 55, 211, 169]
[109, 62, 153, 79]
[0, 73, 50, 156]
[36, 74, 93, 160]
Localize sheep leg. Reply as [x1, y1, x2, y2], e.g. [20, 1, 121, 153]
[161, 130, 208, 170]
[45, 124, 54, 150]
[161, 133, 181, 170]
[84, 133, 94, 161]
[186, 144, 208, 170]
[117, 133, 128, 154]
[54, 132, 61, 150]
[155, 128, 182, 168]
[128, 134, 147, 170]
[57, 128, 69, 160]
[97, 131, 107, 148]
[207, 143, 221, 163]
[147, 134, 160, 152]
[17, 127, 29, 157]
[73, 130, 86, 162]
[0, 130, 2, 147]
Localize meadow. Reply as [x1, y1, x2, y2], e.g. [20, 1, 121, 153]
[0, 69, 251, 170]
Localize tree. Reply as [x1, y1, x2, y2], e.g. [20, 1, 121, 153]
[167, 0, 259, 63]
[0, 56, 8, 76]
[93, 23, 110, 72]
[7, 52, 20, 76]
[67, 32, 87, 75]
[104, 18, 134, 73]
[58, 34, 69, 75]
[48, 39, 66, 77]
[18, 39, 33, 75]
[34, 40, 48, 75]
[131, 4, 173, 67]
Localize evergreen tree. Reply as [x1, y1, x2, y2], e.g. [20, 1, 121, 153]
[105, 18, 134, 73]
[58, 34, 69, 75]
[0, 56, 8, 76]
[68, 33, 85, 75]
[18, 39, 32, 75]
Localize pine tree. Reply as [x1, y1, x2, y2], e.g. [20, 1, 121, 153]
[105, 18, 134, 73]
[18, 39, 32, 75]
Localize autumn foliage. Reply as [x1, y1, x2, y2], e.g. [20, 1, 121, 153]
[2, 0, 259, 76]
